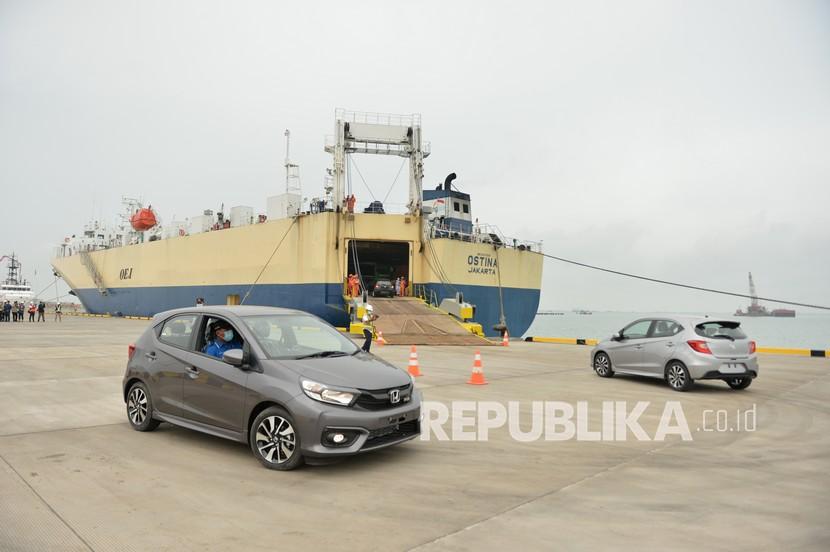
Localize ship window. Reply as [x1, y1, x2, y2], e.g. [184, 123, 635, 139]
[462, 204, 469, 214]
[159, 314, 198, 349]
[453, 202, 460, 212]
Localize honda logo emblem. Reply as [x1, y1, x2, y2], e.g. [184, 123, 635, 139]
[389, 389, 401, 404]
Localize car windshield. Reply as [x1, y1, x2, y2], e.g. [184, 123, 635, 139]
[694, 321, 747, 340]
[241, 314, 359, 360]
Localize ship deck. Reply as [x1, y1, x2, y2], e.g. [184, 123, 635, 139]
[1, 317, 828, 550]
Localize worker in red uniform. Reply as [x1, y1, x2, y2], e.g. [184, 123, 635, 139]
[399, 277, 407, 297]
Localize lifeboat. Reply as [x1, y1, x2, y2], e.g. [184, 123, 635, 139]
[130, 208, 157, 231]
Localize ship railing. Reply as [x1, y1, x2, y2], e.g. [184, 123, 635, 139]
[424, 221, 543, 253]
[412, 284, 439, 307]
[334, 109, 422, 128]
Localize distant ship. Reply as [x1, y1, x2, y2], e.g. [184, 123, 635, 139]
[0, 253, 33, 303]
[51, 110, 544, 336]
[734, 272, 795, 318]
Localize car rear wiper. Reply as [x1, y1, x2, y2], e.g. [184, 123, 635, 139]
[711, 335, 735, 341]
[295, 351, 349, 359]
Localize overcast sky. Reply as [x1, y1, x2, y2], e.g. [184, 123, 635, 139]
[1, 0, 828, 312]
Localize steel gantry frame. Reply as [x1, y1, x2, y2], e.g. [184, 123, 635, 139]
[325, 109, 430, 216]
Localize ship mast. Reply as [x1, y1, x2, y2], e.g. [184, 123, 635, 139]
[748, 272, 759, 308]
[1, 253, 22, 285]
[284, 129, 302, 200]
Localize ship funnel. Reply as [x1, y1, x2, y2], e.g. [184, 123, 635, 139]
[444, 173, 457, 191]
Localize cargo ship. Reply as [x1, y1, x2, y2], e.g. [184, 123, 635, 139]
[51, 110, 543, 337]
[734, 272, 796, 318]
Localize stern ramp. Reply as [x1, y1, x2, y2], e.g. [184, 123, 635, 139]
[368, 298, 490, 346]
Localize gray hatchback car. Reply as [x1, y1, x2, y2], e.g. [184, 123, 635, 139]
[590, 316, 759, 391]
[123, 305, 421, 470]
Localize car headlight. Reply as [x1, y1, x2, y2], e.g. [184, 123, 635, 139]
[302, 380, 356, 406]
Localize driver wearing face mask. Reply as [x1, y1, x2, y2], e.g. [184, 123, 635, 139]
[203, 320, 243, 359]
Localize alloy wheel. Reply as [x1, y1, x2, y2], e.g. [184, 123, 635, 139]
[127, 387, 148, 425]
[667, 364, 686, 389]
[255, 416, 297, 464]
[594, 354, 610, 376]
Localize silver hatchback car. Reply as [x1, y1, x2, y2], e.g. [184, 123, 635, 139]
[590, 316, 758, 391]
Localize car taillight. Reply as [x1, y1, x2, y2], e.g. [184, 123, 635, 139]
[687, 340, 712, 354]
[128, 344, 136, 360]
[749, 341, 756, 354]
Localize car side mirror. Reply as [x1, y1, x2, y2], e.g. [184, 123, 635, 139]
[612, 332, 623, 341]
[223, 349, 245, 367]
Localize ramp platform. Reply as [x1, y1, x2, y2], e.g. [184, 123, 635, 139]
[368, 297, 492, 346]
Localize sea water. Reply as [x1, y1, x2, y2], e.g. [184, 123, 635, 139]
[525, 311, 830, 350]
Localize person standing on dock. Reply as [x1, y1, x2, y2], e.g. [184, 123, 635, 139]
[17, 302, 24, 322]
[36, 301, 46, 322]
[28, 302, 36, 322]
[2, 301, 10, 322]
[394, 277, 401, 296]
[54, 302, 62, 322]
[361, 305, 378, 353]
[400, 277, 407, 297]
[12, 301, 18, 322]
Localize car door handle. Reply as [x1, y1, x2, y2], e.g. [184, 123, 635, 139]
[666, 342, 674, 347]
[185, 366, 200, 378]
[145, 352, 157, 361]
[634, 345, 644, 349]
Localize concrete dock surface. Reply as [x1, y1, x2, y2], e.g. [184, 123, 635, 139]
[1, 317, 828, 551]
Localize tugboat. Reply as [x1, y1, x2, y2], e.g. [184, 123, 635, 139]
[734, 272, 795, 318]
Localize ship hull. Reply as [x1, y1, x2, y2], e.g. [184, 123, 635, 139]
[71, 281, 540, 336]
[53, 212, 542, 336]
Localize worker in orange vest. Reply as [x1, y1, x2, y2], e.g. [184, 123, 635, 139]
[400, 277, 407, 297]
[350, 275, 360, 298]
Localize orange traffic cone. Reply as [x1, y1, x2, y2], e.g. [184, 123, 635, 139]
[376, 330, 387, 346]
[467, 350, 488, 385]
[408, 345, 422, 377]
[501, 329, 509, 347]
